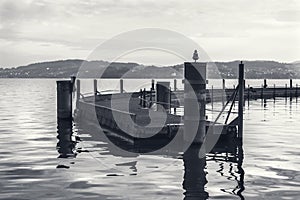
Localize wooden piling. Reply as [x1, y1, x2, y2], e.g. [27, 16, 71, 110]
[290, 79, 293, 98]
[211, 85, 214, 109]
[222, 79, 225, 107]
[151, 79, 155, 91]
[273, 84, 276, 100]
[247, 84, 250, 105]
[174, 79, 177, 91]
[264, 79, 267, 88]
[184, 62, 206, 144]
[93, 79, 97, 96]
[143, 88, 146, 108]
[296, 84, 298, 97]
[261, 84, 264, 99]
[57, 80, 73, 119]
[156, 82, 170, 111]
[120, 79, 124, 93]
[76, 79, 80, 103]
[238, 61, 244, 141]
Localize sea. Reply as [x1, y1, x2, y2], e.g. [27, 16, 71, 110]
[0, 78, 299, 200]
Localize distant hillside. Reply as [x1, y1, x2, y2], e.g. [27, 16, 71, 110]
[0, 59, 299, 79]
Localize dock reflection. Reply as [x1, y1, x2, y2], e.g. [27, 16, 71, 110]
[56, 118, 77, 158]
[183, 144, 208, 200]
[57, 120, 245, 199]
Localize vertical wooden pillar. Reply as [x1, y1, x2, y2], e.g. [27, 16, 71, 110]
[290, 79, 293, 98]
[156, 82, 170, 111]
[120, 79, 124, 93]
[238, 61, 244, 142]
[174, 79, 177, 91]
[273, 84, 276, 100]
[143, 88, 146, 108]
[247, 84, 250, 105]
[211, 85, 214, 109]
[93, 79, 97, 96]
[57, 80, 73, 119]
[296, 84, 298, 97]
[151, 79, 155, 91]
[264, 79, 267, 88]
[184, 62, 206, 144]
[76, 79, 81, 104]
[285, 84, 288, 98]
[222, 79, 225, 107]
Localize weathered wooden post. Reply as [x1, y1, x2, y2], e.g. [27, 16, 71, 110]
[296, 84, 298, 97]
[222, 79, 225, 107]
[273, 84, 276, 100]
[139, 89, 143, 106]
[120, 79, 124, 93]
[290, 79, 293, 99]
[156, 82, 171, 111]
[211, 85, 214, 109]
[285, 84, 288, 98]
[93, 79, 98, 96]
[247, 84, 250, 105]
[143, 88, 146, 108]
[264, 79, 267, 88]
[76, 79, 81, 105]
[57, 80, 73, 119]
[151, 79, 155, 91]
[174, 79, 177, 91]
[238, 61, 244, 142]
[184, 62, 206, 144]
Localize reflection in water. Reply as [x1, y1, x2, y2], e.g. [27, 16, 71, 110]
[183, 144, 208, 200]
[56, 119, 77, 158]
[208, 141, 245, 199]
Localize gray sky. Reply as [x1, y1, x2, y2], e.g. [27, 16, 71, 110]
[0, 0, 299, 67]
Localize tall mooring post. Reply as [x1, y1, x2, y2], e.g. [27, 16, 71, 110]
[184, 62, 206, 144]
[57, 80, 73, 119]
[238, 61, 244, 142]
[93, 79, 98, 96]
[156, 82, 171, 111]
[120, 79, 124, 93]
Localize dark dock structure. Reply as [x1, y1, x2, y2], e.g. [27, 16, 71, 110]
[57, 61, 300, 154]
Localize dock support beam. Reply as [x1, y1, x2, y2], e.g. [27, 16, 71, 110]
[174, 79, 177, 91]
[57, 80, 73, 119]
[238, 61, 244, 142]
[184, 62, 206, 144]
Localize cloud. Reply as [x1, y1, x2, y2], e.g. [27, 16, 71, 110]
[0, 0, 299, 67]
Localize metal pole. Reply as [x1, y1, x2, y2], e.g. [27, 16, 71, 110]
[238, 61, 244, 142]
[57, 80, 73, 119]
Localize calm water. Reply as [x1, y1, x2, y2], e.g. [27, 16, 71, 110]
[0, 79, 299, 200]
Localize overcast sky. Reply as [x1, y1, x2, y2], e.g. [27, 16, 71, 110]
[0, 0, 299, 67]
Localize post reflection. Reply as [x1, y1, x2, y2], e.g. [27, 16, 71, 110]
[183, 144, 209, 200]
[56, 118, 77, 158]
